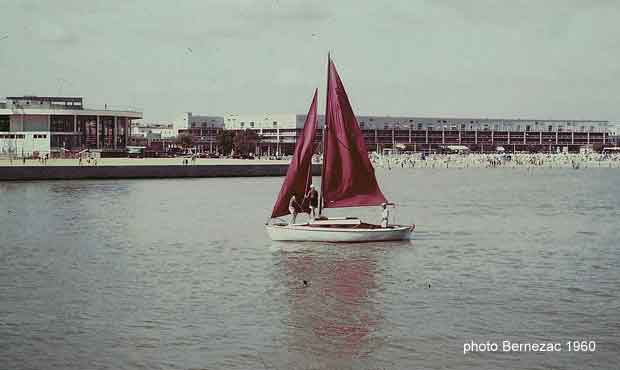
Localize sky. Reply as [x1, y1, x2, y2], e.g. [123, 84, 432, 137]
[1, 0, 619, 125]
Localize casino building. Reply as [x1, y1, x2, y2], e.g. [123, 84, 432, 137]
[177, 111, 614, 155]
[0, 96, 142, 157]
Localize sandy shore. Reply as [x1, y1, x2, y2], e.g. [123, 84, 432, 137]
[371, 153, 620, 169]
[1, 153, 619, 169]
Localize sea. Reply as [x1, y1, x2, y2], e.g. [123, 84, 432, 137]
[1, 168, 619, 370]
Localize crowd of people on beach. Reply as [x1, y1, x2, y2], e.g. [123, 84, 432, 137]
[368, 152, 620, 169]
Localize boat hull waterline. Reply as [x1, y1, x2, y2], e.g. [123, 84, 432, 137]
[266, 223, 414, 243]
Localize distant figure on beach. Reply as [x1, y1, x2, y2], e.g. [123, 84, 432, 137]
[191, 155, 196, 165]
[381, 203, 389, 228]
[288, 194, 299, 224]
[305, 184, 319, 220]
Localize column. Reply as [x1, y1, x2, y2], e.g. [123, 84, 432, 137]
[442, 129, 445, 145]
[125, 119, 129, 147]
[391, 128, 395, 147]
[490, 131, 493, 144]
[587, 132, 590, 145]
[523, 132, 526, 144]
[475, 130, 478, 144]
[96, 116, 100, 149]
[408, 127, 412, 143]
[459, 130, 462, 144]
[603, 133, 606, 145]
[507, 131, 510, 145]
[555, 131, 558, 145]
[571, 131, 574, 145]
[539, 132, 542, 145]
[114, 116, 118, 149]
[425, 129, 428, 144]
[47, 115, 51, 131]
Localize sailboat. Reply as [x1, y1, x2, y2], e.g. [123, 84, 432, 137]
[265, 56, 415, 242]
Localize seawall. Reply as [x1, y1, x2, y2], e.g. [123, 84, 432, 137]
[0, 164, 322, 181]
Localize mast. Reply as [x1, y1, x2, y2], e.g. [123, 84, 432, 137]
[319, 53, 330, 216]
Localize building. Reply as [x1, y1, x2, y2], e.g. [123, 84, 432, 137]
[226, 113, 613, 154]
[167, 111, 616, 155]
[133, 123, 176, 139]
[174, 113, 225, 153]
[0, 96, 142, 157]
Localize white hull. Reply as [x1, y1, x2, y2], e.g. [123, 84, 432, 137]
[266, 222, 414, 243]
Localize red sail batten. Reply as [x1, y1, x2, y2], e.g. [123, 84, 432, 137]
[270, 89, 318, 218]
[322, 58, 387, 208]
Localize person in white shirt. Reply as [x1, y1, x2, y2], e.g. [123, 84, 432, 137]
[288, 194, 299, 224]
[381, 203, 389, 228]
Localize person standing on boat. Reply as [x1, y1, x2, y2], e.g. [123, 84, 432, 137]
[306, 184, 319, 220]
[381, 203, 389, 228]
[288, 194, 300, 224]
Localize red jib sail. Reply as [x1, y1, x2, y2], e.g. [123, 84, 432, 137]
[322, 57, 387, 208]
[270, 89, 318, 218]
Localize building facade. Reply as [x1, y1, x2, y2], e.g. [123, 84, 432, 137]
[0, 96, 142, 157]
[169, 111, 616, 155]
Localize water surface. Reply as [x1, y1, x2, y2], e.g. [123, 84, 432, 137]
[1, 168, 619, 369]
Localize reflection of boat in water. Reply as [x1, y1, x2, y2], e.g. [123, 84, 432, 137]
[278, 246, 383, 365]
[266, 56, 415, 242]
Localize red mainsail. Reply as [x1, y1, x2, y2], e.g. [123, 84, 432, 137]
[270, 89, 318, 218]
[322, 58, 387, 208]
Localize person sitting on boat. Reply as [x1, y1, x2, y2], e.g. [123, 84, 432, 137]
[381, 203, 389, 228]
[306, 184, 319, 220]
[288, 194, 300, 224]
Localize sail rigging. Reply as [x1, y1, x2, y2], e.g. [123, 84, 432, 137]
[270, 89, 318, 218]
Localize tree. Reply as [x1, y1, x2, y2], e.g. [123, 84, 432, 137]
[176, 133, 194, 151]
[233, 130, 259, 156]
[216, 130, 235, 155]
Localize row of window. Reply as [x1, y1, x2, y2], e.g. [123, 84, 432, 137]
[0, 134, 48, 139]
[357, 122, 599, 132]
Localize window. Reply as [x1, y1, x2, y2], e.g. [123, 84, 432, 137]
[384, 124, 389, 129]
[250, 122, 254, 127]
[461, 124, 466, 130]
[526, 125, 531, 132]
[240, 122, 245, 127]
[548, 125, 553, 132]
[409, 119, 413, 123]
[273, 121, 277, 126]
[417, 123, 423, 130]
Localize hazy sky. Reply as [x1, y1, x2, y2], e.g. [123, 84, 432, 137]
[1, 0, 619, 124]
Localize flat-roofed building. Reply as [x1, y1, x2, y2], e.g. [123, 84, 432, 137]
[0, 96, 142, 157]
[173, 111, 614, 155]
